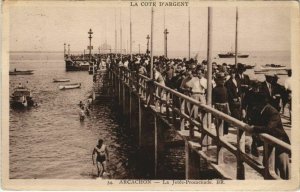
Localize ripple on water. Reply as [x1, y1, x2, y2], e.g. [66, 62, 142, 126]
[9, 61, 138, 179]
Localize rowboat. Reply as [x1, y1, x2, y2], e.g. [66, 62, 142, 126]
[260, 64, 287, 71]
[53, 78, 71, 82]
[9, 69, 34, 75]
[59, 83, 81, 90]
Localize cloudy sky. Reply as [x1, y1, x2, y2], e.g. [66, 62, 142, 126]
[8, 2, 291, 55]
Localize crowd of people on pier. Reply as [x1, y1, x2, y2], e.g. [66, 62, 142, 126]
[93, 53, 291, 179]
[101, 53, 291, 119]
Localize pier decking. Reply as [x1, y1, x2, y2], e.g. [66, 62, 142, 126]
[95, 66, 291, 180]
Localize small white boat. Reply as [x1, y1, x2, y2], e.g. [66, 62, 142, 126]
[59, 83, 81, 90]
[260, 64, 287, 71]
[53, 78, 71, 82]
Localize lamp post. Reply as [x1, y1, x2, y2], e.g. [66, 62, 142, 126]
[139, 44, 140, 54]
[88, 28, 93, 61]
[64, 43, 66, 58]
[146, 35, 150, 55]
[164, 28, 169, 58]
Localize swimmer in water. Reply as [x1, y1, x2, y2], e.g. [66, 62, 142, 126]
[92, 139, 109, 177]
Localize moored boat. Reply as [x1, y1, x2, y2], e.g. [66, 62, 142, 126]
[10, 84, 34, 108]
[218, 52, 249, 58]
[59, 83, 81, 90]
[53, 78, 71, 82]
[65, 58, 90, 71]
[260, 64, 287, 71]
[9, 69, 34, 75]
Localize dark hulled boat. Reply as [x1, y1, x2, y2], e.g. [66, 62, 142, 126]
[10, 84, 34, 108]
[218, 52, 249, 58]
[9, 69, 34, 75]
[65, 57, 90, 71]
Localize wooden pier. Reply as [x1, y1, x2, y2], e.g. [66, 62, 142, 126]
[95, 66, 291, 180]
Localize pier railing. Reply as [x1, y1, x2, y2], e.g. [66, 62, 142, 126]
[110, 66, 291, 180]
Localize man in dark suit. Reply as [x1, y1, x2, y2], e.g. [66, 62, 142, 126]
[225, 68, 241, 120]
[236, 63, 251, 120]
[259, 72, 281, 111]
[249, 92, 290, 179]
[236, 63, 251, 88]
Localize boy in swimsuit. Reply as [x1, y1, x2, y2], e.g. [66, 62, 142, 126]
[92, 139, 109, 177]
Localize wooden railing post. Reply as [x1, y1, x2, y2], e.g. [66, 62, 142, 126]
[216, 117, 224, 165]
[185, 140, 190, 179]
[118, 73, 121, 104]
[237, 128, 245, 179]
[180, 99, 185, 131]
[189, 103, 195, 138]
[165, 92, 170, 121]
[171, 94, 177, 127]
[154, 115, 158, 177]
[263, 142, 275, 179]
[138, 98, 142, 147]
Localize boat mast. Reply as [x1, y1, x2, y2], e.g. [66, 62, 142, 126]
[120, 8, 122, 59]
[163, 8, 166, 57]
[115, 8, 117, 57]
[150, 7, 154, 79]
[188, 7, 191, 60]
[234, 7, 238, 67]
[206, 7, 213, 128]
[130, 7, 132, 60]
[105, 18, 107, 54]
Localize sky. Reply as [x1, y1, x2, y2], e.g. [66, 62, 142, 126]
[8, 2, 291, 55]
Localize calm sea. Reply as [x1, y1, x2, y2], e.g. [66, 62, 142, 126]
[9, 54, 140, 179]
[9, 51, 290, 179]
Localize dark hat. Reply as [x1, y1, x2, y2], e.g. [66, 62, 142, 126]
[237, 63, 246, 71]
[229, 67, 237, 74]
[215, 72, 226, 80]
